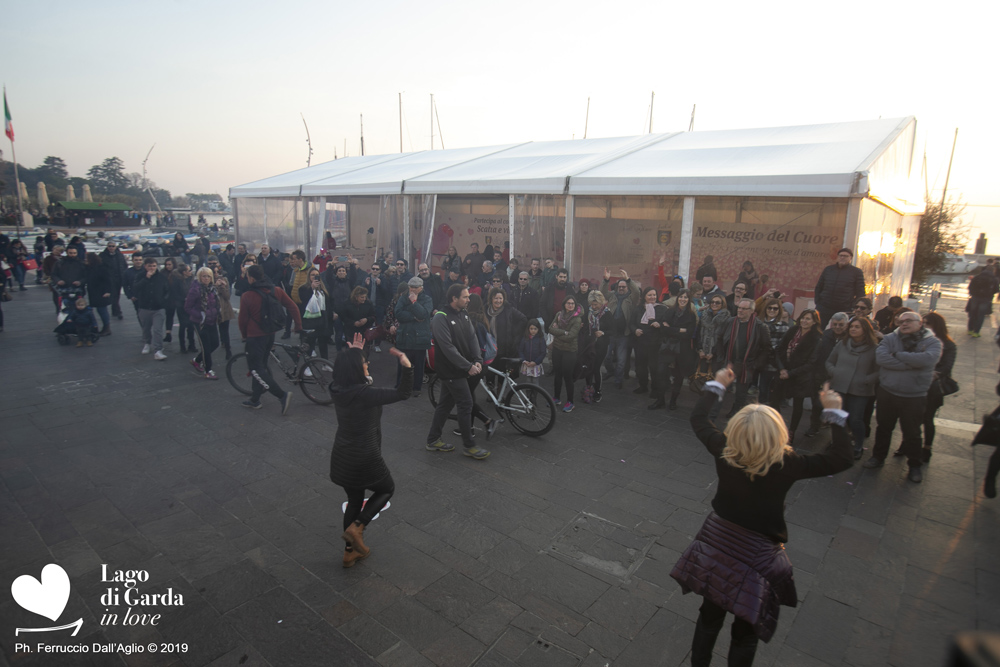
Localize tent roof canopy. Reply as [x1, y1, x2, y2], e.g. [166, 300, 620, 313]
[57, 201, 131, 211]
[231, 116, 920, 203]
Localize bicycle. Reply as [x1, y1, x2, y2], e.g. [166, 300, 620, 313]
[226, 340, 335, 405]
[427, 358, 557, 436]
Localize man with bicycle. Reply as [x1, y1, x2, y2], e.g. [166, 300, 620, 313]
[238, 265, 303, 413]
[425, 284, 490, 460]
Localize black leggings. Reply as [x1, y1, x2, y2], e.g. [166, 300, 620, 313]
[552, 348, 577, 403]
[194, 323, 220, 372]
[165, 306, 175, 333]
[343, 472, 395, 530]
[586, 344, 608, 393]
[694, 598, 758, 666]
[218, 320, 231, 353]
[923, 385, 944, 449]
[304, 327, 329, 360]
[177, 309, 196, 350]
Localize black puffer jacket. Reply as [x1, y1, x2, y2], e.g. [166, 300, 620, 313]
[775, 326, 823, 397]
[329, 365, 412, 488]
[85, 262, 113, 309]
[814, 263, 866, 314]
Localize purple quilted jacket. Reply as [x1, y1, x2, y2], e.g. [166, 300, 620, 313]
[670, 512, 797, 642]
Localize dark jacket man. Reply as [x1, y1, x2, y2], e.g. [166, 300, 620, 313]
[510, 278, 539, 321]
[53, 252, 86, 286]
[431, 301, 482, 380]
[814, 249, 866, 322]
[133, 268, 170, 311]
[257, 249, 283, 285]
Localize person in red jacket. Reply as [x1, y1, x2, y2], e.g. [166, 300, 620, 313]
[238, 265, 303, 412]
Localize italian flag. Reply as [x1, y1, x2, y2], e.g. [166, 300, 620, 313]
[4, 89, 13, 142]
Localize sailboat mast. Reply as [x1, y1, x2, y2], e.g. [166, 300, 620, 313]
[583, 97, 590, 139]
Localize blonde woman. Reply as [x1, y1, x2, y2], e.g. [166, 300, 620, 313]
[672, 367, 852, 666]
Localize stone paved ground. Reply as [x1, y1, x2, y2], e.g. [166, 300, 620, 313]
[0, 284, 997, 667]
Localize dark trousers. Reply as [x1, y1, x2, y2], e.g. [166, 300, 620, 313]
[343, 472, 395, 530]
[304, 327, 329, 360]
[790, 393, 821, 434]
[219, 320, 231, 354]
[165, 306, 175, 335]
[757, 369, 777, 405]
[551, 348, 577, 403]
[633, 335, 656, 390]
[872, 387, 926, 467]
[843, 393, 870, 454]
[606, 334, 629, 384]
[586, 345, 608, 393]
[194, 323, 220, 373]
[659, 352, 695, 398]
[468, 375, 491, 424]
[968, 298, 991, 333]
[110, 285, 122, 317]
[923, 383, 944, 450]
[246, 334, 285, 402]
[428, 376, 475, 449]
[177, 309, 196, 350]
[691, 598, 759, 667]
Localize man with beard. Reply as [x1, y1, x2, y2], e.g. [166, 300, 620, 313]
[540, 268, 574, 325]
[416, 262, 444, 309]
[99, 241, 128, 320]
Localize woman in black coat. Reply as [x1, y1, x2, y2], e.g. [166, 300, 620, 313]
[675, 368, 851, 665]
[485, 287, 527, 367]
[771, 309, 824, 441]
[331, 343, 413, 567]
[651, 289, 699, 411]
[631, 286, 669, 394]
[169, 264, 196, 353]
[84, 252, 113, 335]
[341, 286, 378, 355]
[298, 268, 335, 359]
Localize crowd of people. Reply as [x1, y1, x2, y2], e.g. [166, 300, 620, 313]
[4, 231, 1000, 666]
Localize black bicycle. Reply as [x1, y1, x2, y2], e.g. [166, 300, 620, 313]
[226, 341, 335, 405]
[427, 358, 557, 436]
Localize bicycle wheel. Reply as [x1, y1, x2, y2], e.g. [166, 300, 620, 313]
[226, 353, 254, 395]
[428, 374, 441, 408]
[502, 384, 557, 436]
[300, 358, 335, 405]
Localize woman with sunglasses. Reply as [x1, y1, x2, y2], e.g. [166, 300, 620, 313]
[757, 298, 790, 405]
[698, 295, 732, 373]
[772, 310, 824, 443]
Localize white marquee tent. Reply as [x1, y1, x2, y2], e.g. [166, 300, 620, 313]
[231, 117, 922, 304]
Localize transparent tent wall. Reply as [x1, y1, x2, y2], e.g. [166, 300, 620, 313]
[344, 196, 404, 269]
[512, 195, 564, 274]
[432, 196, 510, 274]
[572, 196, 683, 291]
[233, 198, 304, 255]
[691, 197, 848, 301]
[855, 198, 907, 305]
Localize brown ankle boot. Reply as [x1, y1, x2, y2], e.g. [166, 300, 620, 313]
[343, 521, 368, 555]
[342, 547, 370, 568]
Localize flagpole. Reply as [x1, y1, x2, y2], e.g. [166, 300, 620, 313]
[9, 137, 24, 239]
[4, 86, 23, 238]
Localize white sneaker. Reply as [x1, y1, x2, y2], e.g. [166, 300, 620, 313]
[141, 344, 151, 354]
[374, 345, 382, 352]
[154, 350, 167, 360]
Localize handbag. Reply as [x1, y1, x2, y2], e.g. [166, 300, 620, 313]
[21, 259, 38, 271]
[940, 375, 959, 396]
[688, 359, 714, 395]
[362, 324, 384, 344]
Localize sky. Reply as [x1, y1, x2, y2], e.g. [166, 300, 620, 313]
[2, 0, 998, 251]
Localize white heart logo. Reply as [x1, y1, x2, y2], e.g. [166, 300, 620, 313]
[11, 564, 71, 622]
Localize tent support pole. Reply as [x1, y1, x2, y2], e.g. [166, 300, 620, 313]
[563, 195, 574, 277]
[403, 196, 411, 267]
[678, 196, 695, 282]
[508, 195, 515, 265]
[314, 197, 326, 260]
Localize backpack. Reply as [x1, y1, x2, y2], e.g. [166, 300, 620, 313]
[252, 285, 286, 334]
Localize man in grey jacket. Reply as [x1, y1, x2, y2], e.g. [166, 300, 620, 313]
[600, 268, 640, 389]
[425, 284, 490, 460]
[864, 312, 942, 482]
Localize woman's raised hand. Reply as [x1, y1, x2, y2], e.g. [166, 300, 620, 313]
[818, 382, 842, 411]
[389, 347, 412, 368]
[714, 366, 735, 388]
[347, 333, 365, 349]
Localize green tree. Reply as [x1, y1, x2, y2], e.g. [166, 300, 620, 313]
[86, 157, 129, 193]
[37, 156, 69, 184]
[911, 198, 968, 288]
